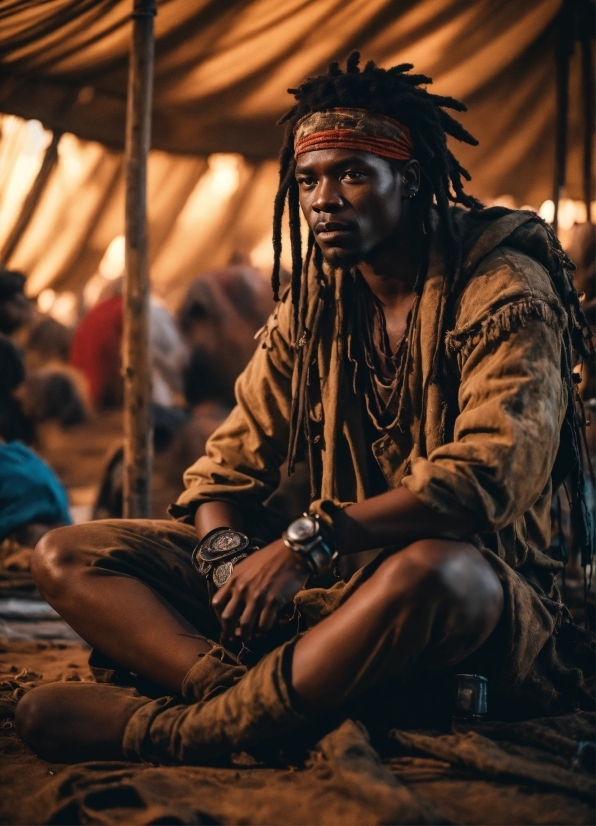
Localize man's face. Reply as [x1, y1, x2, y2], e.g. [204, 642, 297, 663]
[295, 149, 405, 267]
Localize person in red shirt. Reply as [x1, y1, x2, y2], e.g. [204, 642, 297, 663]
[70, 295, 123, 409]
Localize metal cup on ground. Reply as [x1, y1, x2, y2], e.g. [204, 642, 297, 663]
[454, 673, 488, 722]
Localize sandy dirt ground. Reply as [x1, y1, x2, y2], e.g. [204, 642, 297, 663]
[0, 638, 593, 825]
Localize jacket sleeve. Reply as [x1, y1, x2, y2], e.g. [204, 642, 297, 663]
[401, 250, 568, 534]
[169, 293, 294, 524]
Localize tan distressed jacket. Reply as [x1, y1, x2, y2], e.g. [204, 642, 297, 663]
[172, 209, 568, 580]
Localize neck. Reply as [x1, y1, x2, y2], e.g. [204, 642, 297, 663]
[357, 204, 423, 307]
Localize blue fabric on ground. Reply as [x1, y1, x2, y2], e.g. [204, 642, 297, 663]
[0, 441, 71, 541]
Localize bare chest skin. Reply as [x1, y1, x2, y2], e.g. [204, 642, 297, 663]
[379, 291, 417, 352]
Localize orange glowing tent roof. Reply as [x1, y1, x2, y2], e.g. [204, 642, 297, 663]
[0, 0, 591, 207]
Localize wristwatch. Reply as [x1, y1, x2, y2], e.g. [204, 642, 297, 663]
[283, 513, 337, 575]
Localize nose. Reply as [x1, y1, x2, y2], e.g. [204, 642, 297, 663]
[312, 177, 343, 213]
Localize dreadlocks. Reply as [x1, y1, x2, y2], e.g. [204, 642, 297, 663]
[271, 51, 481, 306]
[273, 52, 483, 475]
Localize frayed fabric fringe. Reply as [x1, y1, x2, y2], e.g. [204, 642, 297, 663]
[445, 298, 567, 369]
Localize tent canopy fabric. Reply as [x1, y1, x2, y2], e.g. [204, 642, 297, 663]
[0, 118, 283, 304]
[0, 0, 592, 208]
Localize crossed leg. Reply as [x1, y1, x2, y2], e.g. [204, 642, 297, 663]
[291, 538, 503, 709]
[16, 529, 503, 763]
[28, 522, 214, 693]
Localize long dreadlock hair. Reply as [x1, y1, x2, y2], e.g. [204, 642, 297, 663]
[271, 52, 481, 308]
[272, 53, 483, 475]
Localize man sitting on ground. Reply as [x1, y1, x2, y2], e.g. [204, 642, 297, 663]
[16, 55, 593, 764]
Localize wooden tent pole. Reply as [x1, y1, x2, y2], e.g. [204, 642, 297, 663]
[580, 36, 594, 221]
[552, 2, 573, 236]
[123, 0, 156, 519]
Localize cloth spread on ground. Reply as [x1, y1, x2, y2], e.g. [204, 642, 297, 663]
[0, 442, 70, 542]
[0, 640, 593, 825]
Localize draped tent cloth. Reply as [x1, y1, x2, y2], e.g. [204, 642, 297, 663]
[0, 130, 279, 304]
[0, 0, 593, 302]
[0, 0, 591, 209]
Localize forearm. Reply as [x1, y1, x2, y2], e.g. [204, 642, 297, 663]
[334, 487, 475, 555]
[195, 483, 471, 554]
[194, 501, 245, 540]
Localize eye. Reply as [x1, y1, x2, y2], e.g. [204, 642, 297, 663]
[296, 176, 316, 189]
[341, 170, 366, 182]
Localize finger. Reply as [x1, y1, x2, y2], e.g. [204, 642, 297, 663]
[211, 582, 233, 621]
[219, 590, 246, 639]
[238, 595, 263, 641]
[258, 594, 282, 634]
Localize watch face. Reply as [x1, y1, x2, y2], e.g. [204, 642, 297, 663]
[288, 515, 316, 542]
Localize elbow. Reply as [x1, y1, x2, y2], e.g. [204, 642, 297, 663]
[402, 460, 547, 537]
[404, 430, 558, 523]
[462, 478, 552, 535]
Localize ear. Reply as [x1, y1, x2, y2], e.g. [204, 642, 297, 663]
[400, 160, 421, 200]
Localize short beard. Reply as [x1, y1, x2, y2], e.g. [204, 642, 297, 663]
[322, 248, 364, 270]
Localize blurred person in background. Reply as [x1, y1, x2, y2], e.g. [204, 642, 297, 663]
[93, 346, 232, 521]
[17, 366, 88, 430]
[0, 439, 71, 552]
[24, 315, 73, 370]
[69, 293, 123, 409]
[0, 336, 71, 570]
[0, 269, 33, 338]
[0, 266, 75, 374]
[0, 335, 34, 444]
[70, 287, 186, 410]
[0, 265, 86, 470]
[178, 265, 271, 401]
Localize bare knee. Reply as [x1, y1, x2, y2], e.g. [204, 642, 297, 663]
[374, 539, 460, 600]
[374, 539, 503, 640]
[31, 525, 86, 601]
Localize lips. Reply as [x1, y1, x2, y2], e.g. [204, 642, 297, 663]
[315, 220, 352, 234]
[315, 220, 355, 243]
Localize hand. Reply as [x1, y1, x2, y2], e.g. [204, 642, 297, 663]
[211, 539, 310, 641]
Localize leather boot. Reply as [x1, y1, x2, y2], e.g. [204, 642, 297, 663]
[123, 640, 304, 765]
[181, 644, 248, 704]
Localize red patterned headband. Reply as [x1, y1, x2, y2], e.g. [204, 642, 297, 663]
[293, 108, 412, 161]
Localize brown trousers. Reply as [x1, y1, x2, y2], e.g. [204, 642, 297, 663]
[73, 517, 590, 755]
[79, 518, 361, 683]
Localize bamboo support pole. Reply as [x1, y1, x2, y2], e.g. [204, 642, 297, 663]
[122, 0, 156, 518]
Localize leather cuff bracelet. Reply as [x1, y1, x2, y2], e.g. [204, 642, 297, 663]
[283, 513, 337, 576]
[192, 528, 255, 591]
